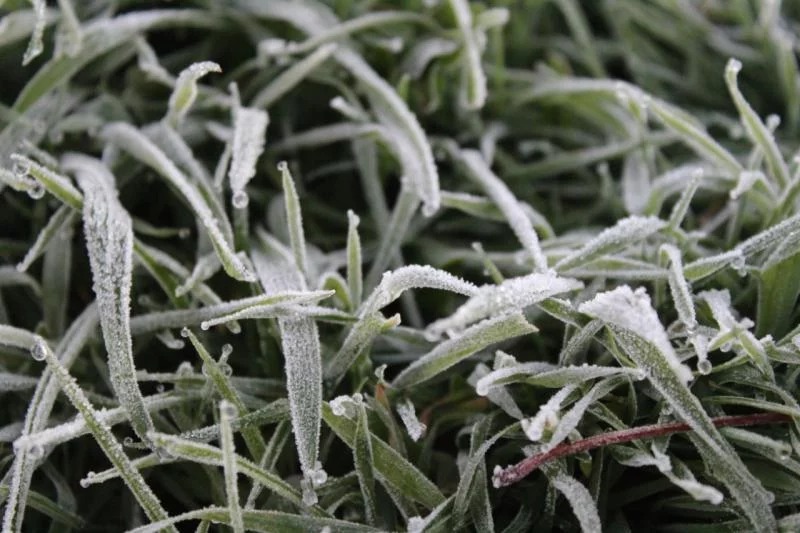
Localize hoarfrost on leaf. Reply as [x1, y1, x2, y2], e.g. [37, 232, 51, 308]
[396, 399, 427, 441]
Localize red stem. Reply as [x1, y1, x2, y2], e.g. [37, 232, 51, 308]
[494, 412, 792, 487]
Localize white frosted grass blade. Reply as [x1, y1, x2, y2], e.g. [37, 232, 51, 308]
[660, 244, 697, 331]
[579, 287, 776, 530]
[725, 58, 790, 189]
[219, 401, 244, 533]
[131, 289, 331, 333]
[396, 399, 426, 442]
[476, 363, 641, 394]
[425, 272, 582, 339]
[251, 233, 325, 492]
[100, 123, 254, 281]
[166, 61, 221, 127]
[447, 0, 487, 110]
[347, 210, 363, 309]
[468, 363, 524, 419]
[251, 43, 337, 109]
[27, 338, 175, 530]
[10, 154, 82, 209]
[0, 165, 44, 197]
[622, 151, 650, 215]
[1, 305, 96, 533]
[126, 507, 378, 533]
[229, 105, 269, 209]
[364, 186, 419, 289]
[662, 456, 724, 505]
[272, 122, 382, 152]
[521, 385, 576, 442]
[0, 373, 39, 392]
[455, 149, 548, 271]
[14, 391, 192, 452]
[404, 37, 459, 79]
[392, 313, 537, 389]
[198, 299, 336, 331]
[683, 249, 746, 282]
[279, 162, 309, 278]
[667, 168, 703, 230]
[72, 155, 153, 445]
[147, 432, 314, 512]
[542, 465, 601, 533]
[362, 265, 477, 315]
[736, 211, 800, 257]
[17, 204, 77, 273]
[324, 312, 389, 381]
[544, 377, 627, 452]
[579, 286, 693, 383]
[22, 0, 46, 65]
[554, 216, 666, 272]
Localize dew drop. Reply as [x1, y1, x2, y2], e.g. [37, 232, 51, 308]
[779, 447, 792, 461]
[123, 436, 134, 447]
[12, 160, 30, 178]
[220, 401, 237, 418]
[180, 327, 190, 338]
[178, 228, 191, 239]
[301, 479, 318, 506]
[720, 341, 733, 353]
[232, 190, 249, 209]
[201, 363, 211, 378]
[697, 359, 713, 375]
[156, 383, 165, 393]
[277, 161, 288, 172]
[219, 363, 233, 377]
[27, 183, 45, 200]
[30, 339, 47, 361]
[221, 344, 233, 358]
[79, 478, 90, 489]
[200, 321, 210, 331]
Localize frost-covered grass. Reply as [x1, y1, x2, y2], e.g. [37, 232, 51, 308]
[2, 0, 800, 531]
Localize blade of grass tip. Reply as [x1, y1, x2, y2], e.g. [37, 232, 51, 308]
[659, 244, 697, 332]
[0, 485, 84, 530]
[425, 271, 582, 339]
[10, 154, 82, 209]
[279, 162, 309, 279]
[1, 305, 96, 533]
[346, 210, 363, 310]
[725, 58, 790, 190]
[166, 61, 221, 127]
[447, 0, 487, 110]
[322, 402, 445, 509]
[579, 286, 776, 531]
[229, 99, 269, 210]
[251, 231, 325, 497]
[251, 43, 337, 109]
[69, 155, 153, 445]
[13, 9, 217, 113]
[453, 148, 549, 272]
[26, 338, 176, 530]
[21, 0, 46, 65]
[100, 123, 254, 281]
[353, 400, 378, 526]
[554, 216, 666, 272]
[219, 401, 244, 533]
[182, 328, 266, 460]
[666, 168, 703, 230]
[392, 312, 537, 389]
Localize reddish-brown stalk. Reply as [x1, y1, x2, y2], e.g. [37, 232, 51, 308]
[494, 412, 792, 487]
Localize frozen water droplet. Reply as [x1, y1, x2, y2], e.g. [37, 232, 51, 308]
[697, 359, 713, 375]
[220, 401, 237, 418]
[720, 341, 733, 353]
[201, 363, 211, 378]
[27, 183, 45, 199]
[12, 160, 30, 178]
[180, 327, 190, 338]
[221, 344, 233, 358]
[779, 446, 792, 461]
[232, 190, 249, 209]
[200, 321, 211, 331]
[30, 339, 47, 361]
[301, 478, 318, 506]
[765, 490, 776, 504]
[176, 361, 193, 375]
[310, 462, 328, 486]
[79, 478, 90, 488]
[277, 161, 288, 172]
[421, 202, 437, 217]
[219, 363, 233, 377]
[123, 436, 134, 447]
[156, 383, 165, 393]
[727, 58, 743, 75]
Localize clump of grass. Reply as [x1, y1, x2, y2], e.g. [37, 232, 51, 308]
[2, 1, 800, 531]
